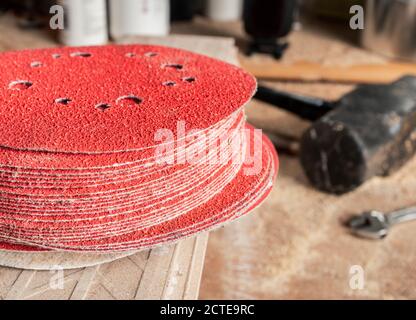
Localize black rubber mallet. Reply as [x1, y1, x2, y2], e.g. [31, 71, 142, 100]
[255, 76, 416, 194]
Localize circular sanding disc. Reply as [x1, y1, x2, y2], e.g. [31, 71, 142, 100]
[0, 127, 279, 252]
[0, 45, 256, 153]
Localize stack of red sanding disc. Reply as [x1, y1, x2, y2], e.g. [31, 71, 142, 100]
[0, 44, 278, 253]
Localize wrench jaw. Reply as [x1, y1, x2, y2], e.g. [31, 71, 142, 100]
[348, 211, 390, 240]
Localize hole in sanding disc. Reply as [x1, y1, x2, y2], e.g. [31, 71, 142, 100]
[30, 61, 42, 68]
[163, 81, 176, 87]
[183, 77, 196, 83]
[116, 95, 143, 106]
[0, 44, 257, 153]
[55, 98, 72, 105]
[52, 53, 61, 59]
[95, 103, 111, 111]
[163, 63, 183, 70]
[145, 52, 158, 57]
[8, 80, 33, 90]
[70, 52, 92, 58]
[125, 53, 136, 58]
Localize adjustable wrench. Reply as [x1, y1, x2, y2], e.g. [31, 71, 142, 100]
[348, 206, 416, 239]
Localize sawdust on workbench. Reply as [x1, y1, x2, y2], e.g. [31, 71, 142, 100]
[201, 111, 416, 299]
[200, 19, 416, 300]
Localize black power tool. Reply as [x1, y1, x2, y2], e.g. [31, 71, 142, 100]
[243, 0, 298, 59]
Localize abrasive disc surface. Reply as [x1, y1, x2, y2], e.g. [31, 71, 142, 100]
[0, 110, 243, 171]
[0, 45, 256, 153]
[0, 127, 278, 252]
[0, 44, 277, 258]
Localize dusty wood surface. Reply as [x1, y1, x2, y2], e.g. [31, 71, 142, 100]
[195, 18, 416, 300]
[241, 59, 416, 84]
[0, 14, 228, 300]
[0, 250, 135, 271]
[202, 98, 416, 299]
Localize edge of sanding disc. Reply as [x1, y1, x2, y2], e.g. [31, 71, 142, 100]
[0, 125, 278, 255]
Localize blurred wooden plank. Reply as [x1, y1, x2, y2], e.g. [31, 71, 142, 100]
[240, 57, 416, 84]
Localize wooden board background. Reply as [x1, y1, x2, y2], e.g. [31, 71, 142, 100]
[195, 17, 416, 300]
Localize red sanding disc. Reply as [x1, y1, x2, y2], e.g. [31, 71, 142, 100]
[0, 126, 278, 252]
[0, 45, 256, 153]
[0, 44, 278, 255]
[0, 111, 243, 172]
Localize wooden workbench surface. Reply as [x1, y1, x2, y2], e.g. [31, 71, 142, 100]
[197, 18, 416, 299]
[200, 18, 416, 299]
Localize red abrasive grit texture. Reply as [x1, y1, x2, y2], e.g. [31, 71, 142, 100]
[0, 125, 246, 236]
[0, 44, 278, 254]
[0, 126, 278, 252]
[0, 45, 256, 153]
[0, 123, 243, 207]
[0, 114, 244, 191]
[0, 111, 243, 171]
[0, 156, 243, 230]
[0, 137, 239, 195]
